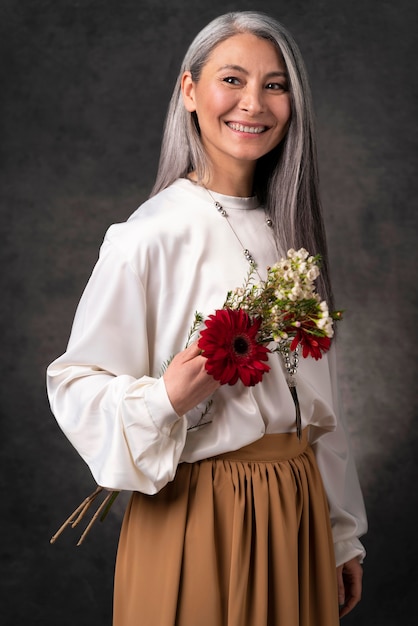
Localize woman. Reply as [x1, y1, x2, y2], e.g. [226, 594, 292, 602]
[47, 11, 367, 626]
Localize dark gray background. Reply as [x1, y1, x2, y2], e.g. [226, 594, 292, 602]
[1, 0, 417, 624]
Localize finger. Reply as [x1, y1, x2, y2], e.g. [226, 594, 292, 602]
[339, 565, 363, 618]
[186, 341, 203, 356]
[339, 590, 361, 619]
[178, 341, 205, 363]
[336, 565, 345, 607]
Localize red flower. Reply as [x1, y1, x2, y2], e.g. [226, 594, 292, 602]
[198, 308, 270, 386]
[290, 328, 331, 360]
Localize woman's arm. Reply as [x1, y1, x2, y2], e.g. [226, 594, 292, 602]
[47, 237, 210, 494]
[311, 345, 368, 567]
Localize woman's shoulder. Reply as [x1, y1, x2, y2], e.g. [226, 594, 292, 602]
[102, 178, 208, 254]
[129, 178, 202, 222]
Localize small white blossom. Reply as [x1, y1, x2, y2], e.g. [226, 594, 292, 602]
[297, 248, 309, 260]
[307, 267, 320, 281]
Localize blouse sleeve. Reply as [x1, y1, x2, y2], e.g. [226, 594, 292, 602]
[311, 345, 368, 567]
[46, 236, 187, 495]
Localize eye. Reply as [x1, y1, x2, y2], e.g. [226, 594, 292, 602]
[266, 81, 288, 92]
[222, 76, 241, 86]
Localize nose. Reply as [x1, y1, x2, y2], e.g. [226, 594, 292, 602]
[239, 84, 264, 115]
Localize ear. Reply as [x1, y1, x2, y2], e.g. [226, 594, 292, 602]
[181, 71, 197, 112]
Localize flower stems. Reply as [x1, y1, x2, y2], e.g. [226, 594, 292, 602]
[50, 486, 120, 546]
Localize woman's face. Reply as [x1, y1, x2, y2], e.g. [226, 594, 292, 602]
[182, 32, 291, 178]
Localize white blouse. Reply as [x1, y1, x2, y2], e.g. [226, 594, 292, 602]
[47, 178, 367, 566]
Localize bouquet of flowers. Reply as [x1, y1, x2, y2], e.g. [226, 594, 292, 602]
[198, 247, 341, 384]
[50, 248, 342, 545]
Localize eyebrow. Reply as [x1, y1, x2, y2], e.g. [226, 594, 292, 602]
[217, 64, 288, 78]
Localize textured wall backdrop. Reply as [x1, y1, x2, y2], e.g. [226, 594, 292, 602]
[1, 0, 417, 624]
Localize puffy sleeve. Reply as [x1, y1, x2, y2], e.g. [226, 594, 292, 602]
[311, 345, 368, 567]
[46, 235, 187, 495]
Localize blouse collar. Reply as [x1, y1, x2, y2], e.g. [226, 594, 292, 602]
[174, 178, 260, 212]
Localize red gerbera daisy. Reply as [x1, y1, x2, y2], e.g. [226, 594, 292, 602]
[290, 328, 331, 360]
[198, 308, 270, 386]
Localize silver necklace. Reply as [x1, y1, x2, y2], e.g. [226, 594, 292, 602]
[205, 187, 273, 275]
[205, 186, 303, 439]
[275, 341, 302, 439]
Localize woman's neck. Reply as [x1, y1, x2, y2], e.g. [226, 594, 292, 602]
[189, 163, 255, 197]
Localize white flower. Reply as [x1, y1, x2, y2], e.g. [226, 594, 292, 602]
[297, 248, 309, 260]
[275, 289, 286, 299]
[291, 285, 303, 298]
[307, 267, 320, 281]
[319, 317, 334, 337]
[301, 287, 315, 299]
[324, 320, 334, 337]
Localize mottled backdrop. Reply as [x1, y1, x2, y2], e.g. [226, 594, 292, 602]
[1, 0, 417, 624]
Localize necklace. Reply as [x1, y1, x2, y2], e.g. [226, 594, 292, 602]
[205, 187, 273, 276]
[275, 341, 302, 439]
[204, 185, 303, 439]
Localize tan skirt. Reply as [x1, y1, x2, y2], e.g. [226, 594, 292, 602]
[113, 430, 339, 626]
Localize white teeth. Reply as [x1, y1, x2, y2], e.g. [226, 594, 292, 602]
[227, 123, 265, 134]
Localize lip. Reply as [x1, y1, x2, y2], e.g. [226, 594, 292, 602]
[225, 121, 269, 134]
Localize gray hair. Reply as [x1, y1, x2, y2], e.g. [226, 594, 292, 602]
[151, 11, 333, 307]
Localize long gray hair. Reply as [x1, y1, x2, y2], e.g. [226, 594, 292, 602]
[151, 11, 333, 307]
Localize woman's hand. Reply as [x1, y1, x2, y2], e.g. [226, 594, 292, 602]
[337, 557, 363, 618]
[163, 343, 221, 416]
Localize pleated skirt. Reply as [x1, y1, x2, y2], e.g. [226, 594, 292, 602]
[113, 430, 339, 626]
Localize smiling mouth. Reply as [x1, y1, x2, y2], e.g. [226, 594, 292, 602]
[226, 122, 267, 134]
